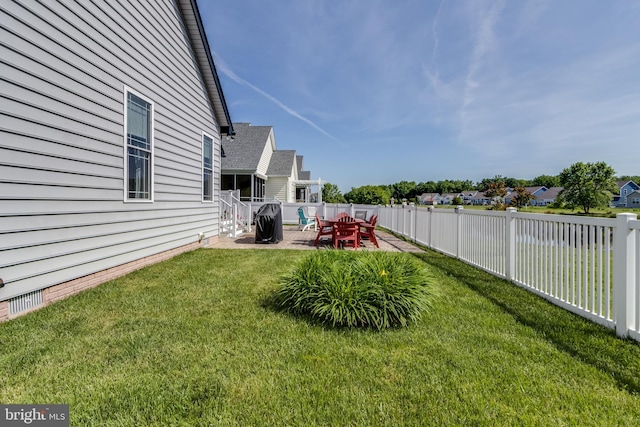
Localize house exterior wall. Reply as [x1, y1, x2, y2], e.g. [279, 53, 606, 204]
[0, 1, 222, 304]
[614, 182, 640, 207]
[626, 190, 640, 208]
[256, 130, 275, 177]
[266, 177, 290, 202]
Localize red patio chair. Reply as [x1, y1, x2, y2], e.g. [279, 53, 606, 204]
[360, 215, 379, 248]
[333, 221, 360, 249]
[313, 213, 333, 246]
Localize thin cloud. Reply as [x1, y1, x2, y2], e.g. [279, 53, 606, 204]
[461, 0, 506, 121]
[214, 53, 341, 144]
[430, 0, 444, 66]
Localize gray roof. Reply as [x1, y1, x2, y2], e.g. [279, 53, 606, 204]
[267, 150, 296, 176]
[296, 156, 312, 180]
[538, 186, 563, 199]
[221, 123, 272, 170]
[299, 171, 311, 180]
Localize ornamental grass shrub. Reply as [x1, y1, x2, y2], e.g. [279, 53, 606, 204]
[272, 250, 438, 330]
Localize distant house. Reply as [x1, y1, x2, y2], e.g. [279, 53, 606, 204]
[626, 190, 640, 208]
[440, 193, 461, 205]
[420, 193, 441, 205]
[469, 192, 491, 205]
[266, 150, 298, 202]
[612, 180, 640, 208]
[295, 156, 314, 202]
[1, 0, 233, 320]
[221, 123, 320, 203]
[533, 187, 564, 206]
[505, 186, 547, 206]
[461, 191, 478, 204]
[626, 190, 640, 209]
[221, 123, 274, 202]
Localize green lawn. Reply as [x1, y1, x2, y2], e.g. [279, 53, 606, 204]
[1, 248, 640, 426]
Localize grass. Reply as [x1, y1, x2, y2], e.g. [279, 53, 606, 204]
[1, 248, 640, 425]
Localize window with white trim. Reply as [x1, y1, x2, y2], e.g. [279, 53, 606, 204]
[203, 133, 213, 201]
[125, 89, 153, 200]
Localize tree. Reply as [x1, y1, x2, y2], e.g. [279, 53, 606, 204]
[618, 175, 640, 185]
[344, 185, 391, 205]
[322, 182, 346, 203]
[390, 181, 417, 201]
[557, 161, 617, 214]
[510, 187, 534, 208]
[484, 178, 508, 209]
[416, 181, 437, 195]
[532, 174, 560, 188]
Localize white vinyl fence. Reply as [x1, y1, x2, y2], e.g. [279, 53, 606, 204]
[378, 205, 640, 341]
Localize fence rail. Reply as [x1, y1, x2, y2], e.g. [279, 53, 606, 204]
[377, 205, 639, 341]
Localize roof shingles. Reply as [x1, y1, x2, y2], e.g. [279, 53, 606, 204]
[221, 123, 272, 170]
[267, 150, 296, 176]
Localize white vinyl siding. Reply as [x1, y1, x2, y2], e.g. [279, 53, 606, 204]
[256, 131, 275, 176]
[266, 177, 289, 202]
[0, 0, 223, 302]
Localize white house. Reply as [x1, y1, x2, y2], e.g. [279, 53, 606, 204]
[221, 123, 321, 203]
[0, 0, 233, 320]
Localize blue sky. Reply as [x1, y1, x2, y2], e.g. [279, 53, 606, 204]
[200, 0, 640, 193]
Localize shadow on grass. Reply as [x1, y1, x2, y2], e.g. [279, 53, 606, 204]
[410, 248, 640, 394]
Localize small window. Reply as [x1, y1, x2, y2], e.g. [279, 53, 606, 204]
[203, 133, 213, 201]
[125, 89, 153, 200]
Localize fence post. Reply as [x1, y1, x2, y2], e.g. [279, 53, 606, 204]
[232, 204, 238, 237]
[409, 203, 415, 241]
[428, 206, 434, 248]
[454, 206, 464, 258]
[505, 207, 517, 281]
[614, 213, 637, 338]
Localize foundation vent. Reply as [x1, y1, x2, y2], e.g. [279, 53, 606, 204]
[9, 290, 44, 316]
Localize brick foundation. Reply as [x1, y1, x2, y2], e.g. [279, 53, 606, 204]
[2, 236, 218, 322]
[0, 301, 8, 323]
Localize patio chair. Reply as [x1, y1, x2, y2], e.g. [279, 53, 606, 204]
[354, 210, 368, 221]
[307, 206, 317, 218]
[333, 221, 360, 249]
[360, 215, 379, 248]
[313, 213, 333, 246]
[297, 207, 316, 231]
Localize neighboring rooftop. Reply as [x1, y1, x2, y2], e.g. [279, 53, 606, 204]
[267, 150, 297, 176]
[221, 123, 273, 170]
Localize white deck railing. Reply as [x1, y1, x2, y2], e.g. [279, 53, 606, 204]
[378, 205, 639, 341]
[219, 190, 252, 236]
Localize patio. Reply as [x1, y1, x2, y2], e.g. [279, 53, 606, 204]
[213, 226, 423, 252]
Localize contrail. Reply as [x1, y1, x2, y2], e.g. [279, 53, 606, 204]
[214, 54, 341, 144]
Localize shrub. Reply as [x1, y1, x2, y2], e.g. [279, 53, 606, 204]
[272, 250, 437, 330]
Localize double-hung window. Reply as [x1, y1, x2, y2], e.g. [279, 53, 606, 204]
[202, 133, 213, 201]
[125, 89, 153, 200]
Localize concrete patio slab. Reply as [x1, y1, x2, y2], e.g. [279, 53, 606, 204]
[211, 226, 423, 253]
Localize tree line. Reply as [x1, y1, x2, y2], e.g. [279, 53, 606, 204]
[322, 162, 639, 214]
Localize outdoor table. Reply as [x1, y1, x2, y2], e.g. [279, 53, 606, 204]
[327, 217, 365, 248]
